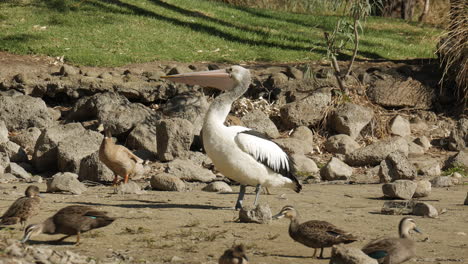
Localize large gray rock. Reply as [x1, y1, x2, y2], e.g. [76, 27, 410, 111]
[156, 118, 194, 161]
[239, 204, 272, 224]
[46, 172, 87, 195]
[0, 120, 8, 144]
[9, 127, 42, 155]
[162, 91, 209, 136]
[6, 162, 31, 180]
[114, 181, 145, 195]
[166, 159, 216, 182]
[150, 173, 186, 191]
[413, 180, 431, 198]
[273, 138, 314, 155]
[430, 176, 453, 187]
[382, 180, 417, 200]
[67, 92, 159, 135]
[57, 129, 102, 173]
[330, 244, 378, 264]
[241, 109, 279, 138]
[280, 88, 331, 128]
[0, 95, 53, 130]
[126, 123, 157, 159]
[446, 149, 468, 169]
[413, 202, 438, 218]
[291, 154, 319, 174]
[325, 134, 360, 155]
[290, 126, 313, 144]
[202, 181, 232, 192]
[330, 103, 374, 139]
[389, 115, 411, 137]
[321, 157, 353, 181]
[448, 118, 468, 151]
[78, 152, 115, 182]
[345, 137, 408, 166]
[378, 152, 417, 183]
[0, 141, 28, 162]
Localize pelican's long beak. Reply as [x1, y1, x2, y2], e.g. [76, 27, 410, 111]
[161, 69, 234, 91]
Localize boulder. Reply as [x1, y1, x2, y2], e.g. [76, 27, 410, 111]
[0, 120, 8, 144]
[345, 137, 408, 166]
[46, 172, 87, 195]
[239, 204, 272, 224]
[290, 126, 313, 144]
[430, 176, 453, 187]
[162, 91, 209, 136]
[448, 118, 468, 151]
[126, 122, 157, 159]
[0, 141, 28, 162]
[389, 115, 411, 137]
[6, 163, 31, 180]
[330, 244, 378, 264]
[202, 181, 232, 192]
[241, 110, 279, 138]
[9, 127, 42, 155]
[378, 152, 417, 183]
[0, 95, 53, 130]
[414, 136, 431, 150]
[413, 202, 438, 218]
[382, 180, 417, 200]
[150, 173, 186, 192]
[330, 103, 374, 139]
[280, 88, 331, 128]
[166, 159, 216, 182]
[325, 134, 360, 155]
[78, 152, 115, 182]
[114, 181, 145, 195]
[273, 138, 314, 155]
[291, 154, 319, 174]
[413, 180, 431, 198]
[320, 157, 353, 181]
[156, 118, 194, 161]
[57, 129, 103, 173]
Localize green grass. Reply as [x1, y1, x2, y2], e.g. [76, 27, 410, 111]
[442, 166, 467, 177]
[0, 0, 442, 66]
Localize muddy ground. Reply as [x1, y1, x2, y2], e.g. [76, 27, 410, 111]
[1, 182, 467, 264]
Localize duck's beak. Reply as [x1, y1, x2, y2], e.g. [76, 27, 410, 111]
[414, 227, 422, 234]
[272, 212, 285, 220]
[161, 69, 233, 91]
[20, 231, 33, 244]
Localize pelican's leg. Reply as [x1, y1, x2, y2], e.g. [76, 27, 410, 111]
[253, 184, 262, 206]
[235, 185, 246, 210]
[318, 247, 324, 259]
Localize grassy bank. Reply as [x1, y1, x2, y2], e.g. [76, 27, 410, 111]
[0, 0, 442, 66]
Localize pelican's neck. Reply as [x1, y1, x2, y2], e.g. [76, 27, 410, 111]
[204, 82, 248, 127]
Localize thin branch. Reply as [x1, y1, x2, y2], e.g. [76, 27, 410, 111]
[345, 18, 359, 77]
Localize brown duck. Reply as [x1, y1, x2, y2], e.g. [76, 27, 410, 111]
[273, 205, 357, 259]
[362, 217, 421, 264]
[21, 205, 115, 245]
[99, 129, 143, 185]
[219, 244, 249, 264]
[1, 185, 42, 229]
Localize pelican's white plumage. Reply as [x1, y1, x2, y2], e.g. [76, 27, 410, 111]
[163, 66, 301, 209]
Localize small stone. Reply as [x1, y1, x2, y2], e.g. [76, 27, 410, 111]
[414, 136, 431, 150]
[238, 204, 272, 224]
[325, 134, 360, 155]
[290, 126, 313, 144]
[378, 151, 416, 183]
[0, 120, 8, 144]
[115, 181, 145, 195]
[382, 180, 417, 200]
[0, 173, 18, 183]
[408, 142, 425, 155]
[291, 154, 319, 174]
[330, 244, 378, 264]
[451, 172, 462, 184]
[413, 202, 438, 218]
[430, 176, 453, 187]
[6, 162, 31, 179]
[389, 115, 411, 137]
[413, 180, 431, 198]
[150, 173, 186, 191]
[59, 64, 78, 76]
[202, 181, 232, 192]
[320, 157, 353, 181]
[27, 175, 43, 183]
[46, 172, 87, 194]
[170, 256, 183, 263]
[381, 200, 416, 215]
[166, 159, 216, 183]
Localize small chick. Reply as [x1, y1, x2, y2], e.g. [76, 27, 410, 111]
[219, 244, 249, 264]
[1, 185, 42, 229]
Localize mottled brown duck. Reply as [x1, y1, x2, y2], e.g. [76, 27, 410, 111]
[362, 217, 421, 264]
[219, 244, 249, 264]
[273, 205, 357, 259]
[21, 205, 115, 245]
[0, 185, 42, 229]
[99, 129, 143, 185]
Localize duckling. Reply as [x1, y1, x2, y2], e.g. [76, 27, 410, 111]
[273, 205, 357, 259]
[362, 217, 421, 264]
[21, 205, 115, 245]
[98, 129, 143, 185]
[219, 244, 249, 264]
[1, 185, 42, 229]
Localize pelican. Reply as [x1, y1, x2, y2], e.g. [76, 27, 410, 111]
[163, 66, 302, 209]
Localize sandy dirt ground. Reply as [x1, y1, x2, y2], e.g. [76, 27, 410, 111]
[0, 182, 467, 264]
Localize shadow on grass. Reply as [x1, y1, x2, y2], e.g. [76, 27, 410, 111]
[0, 33, 43, 47]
